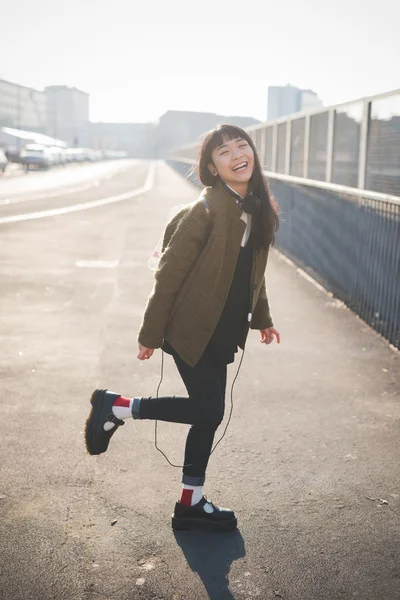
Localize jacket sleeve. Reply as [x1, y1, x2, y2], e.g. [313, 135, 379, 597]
[250, 276, 273, 330]
[138, 202, 209, 349]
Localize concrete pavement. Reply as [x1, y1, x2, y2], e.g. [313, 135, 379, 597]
[0, 161, 399, 600]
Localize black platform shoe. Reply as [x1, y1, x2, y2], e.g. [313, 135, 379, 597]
[84, 389, 125, 455]
[172, 496, 237, 532]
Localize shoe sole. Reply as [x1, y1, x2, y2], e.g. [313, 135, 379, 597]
[171, 515, 237, 532]
[84, 389, 107, 455]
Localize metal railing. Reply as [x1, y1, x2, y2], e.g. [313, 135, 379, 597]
[266, 178, 400, 350]
[172, 88, 400, 198]
[167, 89, 400, 349]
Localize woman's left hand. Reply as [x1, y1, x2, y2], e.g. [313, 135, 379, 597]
[260, 327, 281, 345]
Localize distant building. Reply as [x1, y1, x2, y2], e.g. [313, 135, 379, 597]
[89, 122, 157, 158]
[157, 110, 261, 157]
[267, 85, 323, 121]
[45, 85, 89, 147]
[0, 77, 261, 157]
[301, 89, 323, 113]
[0, 78, 47, 133]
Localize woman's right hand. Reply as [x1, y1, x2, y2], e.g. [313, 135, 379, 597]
[137, 344, 154, 361]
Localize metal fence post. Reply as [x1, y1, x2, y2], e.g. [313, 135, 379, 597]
[285, 119, 292, 175]
[326, 108, 335, 183]
[272, 123, 278, 172]
[303, 114, 311, 179]
[357, 100, 370, 190]
[260, 126, 267, 167]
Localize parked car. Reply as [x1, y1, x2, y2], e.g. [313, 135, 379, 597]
[66, 148, 101, 163]
[0, 149, 8, 173]
[19, 144, 52, 170]
[4, 147, 23, 164]
[66, 148, 85, 163]
[47, 146, 68, 166]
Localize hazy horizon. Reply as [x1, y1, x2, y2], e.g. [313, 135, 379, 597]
[1, 0, 399, 124]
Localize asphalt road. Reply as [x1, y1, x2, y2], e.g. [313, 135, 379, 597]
[0, 161, 399, 600]
[0, 160, 131, 200]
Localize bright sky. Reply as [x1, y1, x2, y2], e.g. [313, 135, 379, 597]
[1, 0, 399, 123]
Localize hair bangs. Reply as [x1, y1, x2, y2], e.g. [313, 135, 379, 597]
[206, 124, 250, 155]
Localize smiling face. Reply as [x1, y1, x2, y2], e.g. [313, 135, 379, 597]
[208, 136, 255, 197]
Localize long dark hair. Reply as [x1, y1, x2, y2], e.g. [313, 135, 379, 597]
[197, 124, 279, 249]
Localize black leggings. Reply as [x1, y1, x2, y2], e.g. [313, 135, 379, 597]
[138, 348, 227, 486]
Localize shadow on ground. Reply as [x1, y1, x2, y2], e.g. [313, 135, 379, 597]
[173, 528, 246, 599]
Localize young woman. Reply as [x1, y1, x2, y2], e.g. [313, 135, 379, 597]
[84, 124, 280, 532]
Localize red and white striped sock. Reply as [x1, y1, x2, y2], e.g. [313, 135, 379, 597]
[112, 396, 133, 420]
[103, 396, 133, 431]
[179, 484, 204, 506]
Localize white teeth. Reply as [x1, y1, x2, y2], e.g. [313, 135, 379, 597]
[233, 162, 247, 172]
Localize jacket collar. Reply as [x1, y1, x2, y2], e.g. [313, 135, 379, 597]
[202, 181, 243, 220]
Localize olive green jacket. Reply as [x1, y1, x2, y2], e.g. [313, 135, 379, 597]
[138, 180, 273, 366]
